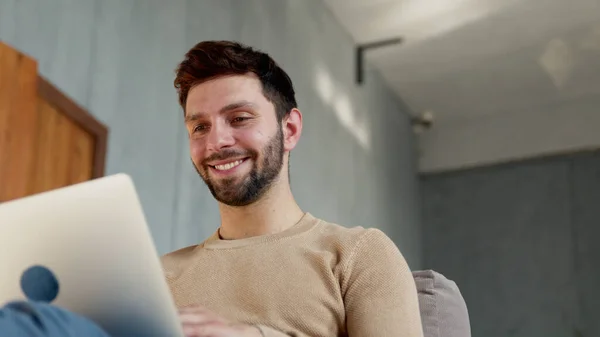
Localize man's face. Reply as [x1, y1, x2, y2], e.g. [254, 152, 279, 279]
[184, 74, 285, 206]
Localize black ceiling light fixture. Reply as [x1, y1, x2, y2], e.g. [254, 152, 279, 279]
[356, 37, 403, 85]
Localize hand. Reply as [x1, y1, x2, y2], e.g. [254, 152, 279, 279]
[178, 305, 263, 337]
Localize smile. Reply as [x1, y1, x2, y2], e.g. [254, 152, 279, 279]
[211, 159, 246, 171]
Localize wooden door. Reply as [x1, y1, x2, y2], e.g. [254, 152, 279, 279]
[0, 42, 108, 202]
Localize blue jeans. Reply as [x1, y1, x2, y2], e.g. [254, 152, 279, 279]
[0, 301, 109, 337]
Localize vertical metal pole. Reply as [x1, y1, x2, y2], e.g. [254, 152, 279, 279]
[356, 47, 364, 85]
[355, 37, 403, 85]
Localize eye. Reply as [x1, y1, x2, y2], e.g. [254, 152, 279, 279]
[193, 124, 208, 133]
[231, 116, 250, 124]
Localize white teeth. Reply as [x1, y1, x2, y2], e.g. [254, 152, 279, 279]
[214, 160, 243, 171]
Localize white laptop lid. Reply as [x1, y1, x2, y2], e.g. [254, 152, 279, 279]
[0, 173, 183, 337]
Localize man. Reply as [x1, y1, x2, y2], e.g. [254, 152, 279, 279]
[162, 40, 423, 337]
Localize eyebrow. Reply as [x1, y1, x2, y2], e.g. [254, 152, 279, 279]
[185, 101, 256, 123]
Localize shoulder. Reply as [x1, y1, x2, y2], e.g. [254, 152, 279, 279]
[312, 217, 402, 267]
[317, 221, 409, 283]
[160, 244, 202, 280]
[313, 218, 371, 242]
[313, 218, 410, 290]
[314, 217, 397, 252]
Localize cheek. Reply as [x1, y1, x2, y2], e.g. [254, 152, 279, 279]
[246, 127, 271, 146]
[189, 139, 205, 162]
[233, 129, 262, 150]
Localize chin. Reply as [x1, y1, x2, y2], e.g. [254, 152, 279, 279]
[214, 181, 269, 207]
[215, 192, 257, 207]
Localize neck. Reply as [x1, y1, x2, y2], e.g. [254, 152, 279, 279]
[217, 177, 304, 240]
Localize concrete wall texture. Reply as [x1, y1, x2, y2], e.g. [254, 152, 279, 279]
[0, 0, 422, 267]
[421, 150, 600, 337]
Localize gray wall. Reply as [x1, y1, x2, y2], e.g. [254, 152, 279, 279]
[421, 150, 600, 337]
[0, 0, 421, 267]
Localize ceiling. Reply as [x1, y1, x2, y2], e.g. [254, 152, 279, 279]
[323, 0, 600, 122]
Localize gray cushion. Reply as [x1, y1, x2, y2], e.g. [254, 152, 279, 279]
[412, 270, 471, 337]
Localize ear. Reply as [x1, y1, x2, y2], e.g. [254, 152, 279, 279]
[282, 108, 303, 152]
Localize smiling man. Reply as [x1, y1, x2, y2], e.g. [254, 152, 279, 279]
[161, 41, 423, 337]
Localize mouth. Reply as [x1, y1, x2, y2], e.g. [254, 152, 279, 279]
[208, 158, 249, 175]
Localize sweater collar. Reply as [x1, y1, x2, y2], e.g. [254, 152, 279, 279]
[202, 212, 320, 249]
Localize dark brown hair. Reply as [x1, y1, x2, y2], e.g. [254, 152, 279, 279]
[174, 40, 297, 121]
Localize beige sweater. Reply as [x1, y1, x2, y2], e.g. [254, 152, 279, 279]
[161, 213, 423, 337]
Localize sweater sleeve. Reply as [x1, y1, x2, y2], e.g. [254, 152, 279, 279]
[341, 229, 424, 337]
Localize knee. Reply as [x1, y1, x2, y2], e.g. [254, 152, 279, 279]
[0, 301, 110, 337]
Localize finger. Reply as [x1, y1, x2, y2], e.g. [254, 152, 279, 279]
[180, 312, 224, 325]
[182, 322, 229, 337]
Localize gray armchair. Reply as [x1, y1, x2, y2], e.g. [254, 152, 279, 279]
[413, 270, 471, 337]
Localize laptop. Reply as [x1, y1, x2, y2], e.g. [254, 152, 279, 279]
[0, 174, 184, 337]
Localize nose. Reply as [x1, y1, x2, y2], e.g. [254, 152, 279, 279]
[205, 122, 235, 153]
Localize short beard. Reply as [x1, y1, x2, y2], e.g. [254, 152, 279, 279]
[193, 129, 284, 206]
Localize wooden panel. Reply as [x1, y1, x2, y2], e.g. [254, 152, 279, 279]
[29, 98, 95, 196]
[68, 122, 95, 185]
[0, 42, 100, 202]
[0, 42, 38, 202]
[38, 77, 107, 178]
